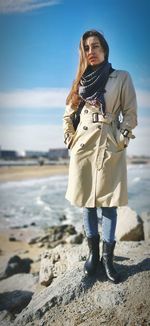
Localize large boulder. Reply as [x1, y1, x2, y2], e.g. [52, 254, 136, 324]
[0, 273, 38, 314]
[116, 206, 144, 241]
[12, 241, 150, 326]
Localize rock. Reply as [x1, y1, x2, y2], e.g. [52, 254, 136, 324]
[27, 236, 40, 245]
[0, 274, 38, 315]
[12, 241, 150, 326]
[0, 273, 38, 294]
[0, 255, 33, 280]
[0, 290, 33, 315]
[46, 224, 77, 239]
[37, 242, 44, 248]
[0, 310, 13, 325]
[39, 240, 88, 287]
[59, 215, 67, 222]
[116, 206, 144, 241]
[65, 233, 83, 244]
[91, 286, 125, 309]
[30, 222, 36, 226]
[10, 223, 35, 229]
[14, 267, 84, 325]
[39, 252, 55, 287]
[36, 224, 77, 248]
[141, 211, 150, 241]
[9, 236, 17, 241]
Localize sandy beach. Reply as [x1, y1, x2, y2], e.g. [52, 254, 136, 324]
[0, 226, 47, 279]
[0, 164, 68, 263]
[0, 164, 69, 182]
[0, 164, 69, 274]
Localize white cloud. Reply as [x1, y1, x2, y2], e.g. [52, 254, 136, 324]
[136, 89, 150, 109]
[0, 117, 150, 155]
[0, 88, 68, 109]
[0, 87, 149, 155]
[0, 124, 64, 151]
[0, 0, 60, 14]
[0, 87, 149, 110]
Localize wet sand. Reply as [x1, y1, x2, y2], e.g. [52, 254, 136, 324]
[0, 226, 45, 275]
[0, 164, 69, 274]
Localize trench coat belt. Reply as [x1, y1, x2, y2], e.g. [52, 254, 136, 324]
[92, 112, 116, 124]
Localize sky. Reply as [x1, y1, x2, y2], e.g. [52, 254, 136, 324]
[0, 0, 150, 156]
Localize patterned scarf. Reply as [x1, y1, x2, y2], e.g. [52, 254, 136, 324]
[79, 60, 113, 115]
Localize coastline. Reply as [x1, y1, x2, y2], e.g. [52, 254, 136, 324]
[0, 157, 150, 183]
[0, 164, 69, 182]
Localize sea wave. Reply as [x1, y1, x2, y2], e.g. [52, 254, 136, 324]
[0, 166, 150, 229]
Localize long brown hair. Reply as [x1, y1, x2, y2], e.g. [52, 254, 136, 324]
[66, 30, 109, 108]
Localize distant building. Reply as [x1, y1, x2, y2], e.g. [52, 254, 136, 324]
[48, 148, 69, 160]
[0, 150, 18, 160]
[0, 148, 69, 161]
[25, 150, 47, 158]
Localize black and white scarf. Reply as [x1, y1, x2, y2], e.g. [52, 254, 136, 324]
[79, 60, 114, 115]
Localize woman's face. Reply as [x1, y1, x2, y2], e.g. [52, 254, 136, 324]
[84, 36, 105, 66]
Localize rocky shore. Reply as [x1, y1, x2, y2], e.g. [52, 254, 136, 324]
[0, 207, 150, 326]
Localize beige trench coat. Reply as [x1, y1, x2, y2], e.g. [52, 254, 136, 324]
[63, 70, 137, 207]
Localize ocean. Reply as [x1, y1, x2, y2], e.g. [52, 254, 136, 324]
[0, 164, 150, 231]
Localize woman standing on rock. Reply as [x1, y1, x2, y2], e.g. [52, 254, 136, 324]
[63, 30, 137, 282]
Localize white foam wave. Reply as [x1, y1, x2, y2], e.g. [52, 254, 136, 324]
[36, 196, 45, 206]
[0, 174, 68, 189]
[133, 177, 141, 183]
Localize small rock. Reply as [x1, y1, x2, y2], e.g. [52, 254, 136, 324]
[28, 236, 40, 244]
[0, 310, 13, 324]
[0, 290, 33, 314]
[38, 224, 77, 248]
[0, 255, 33, 280]
[10, 226, 21, 229]
[30, 222, 36, 226]
[0, 273, 38, 294]
[9, 236, 17, 242]
[65, 233, 83, 244]
[39, 256, 54, 286]
[37, 242, 44, 248]
[59, 215, 67, 222]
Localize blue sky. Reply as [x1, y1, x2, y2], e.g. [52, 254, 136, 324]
[0, 0, 150, 155]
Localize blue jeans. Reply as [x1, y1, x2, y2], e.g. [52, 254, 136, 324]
[83, 207, 117, 243]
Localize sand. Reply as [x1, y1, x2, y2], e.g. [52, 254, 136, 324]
[0, 164, 69, 182]
[0, 164, 69, 274]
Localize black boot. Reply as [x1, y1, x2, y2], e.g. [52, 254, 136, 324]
[84, 235, 100, 276]
[101, 241, 120, 283]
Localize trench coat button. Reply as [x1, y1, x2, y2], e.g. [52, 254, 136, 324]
[83, 126, 88, 130]
[84, 109, 88, 114]
[80, 143, 84, 148]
